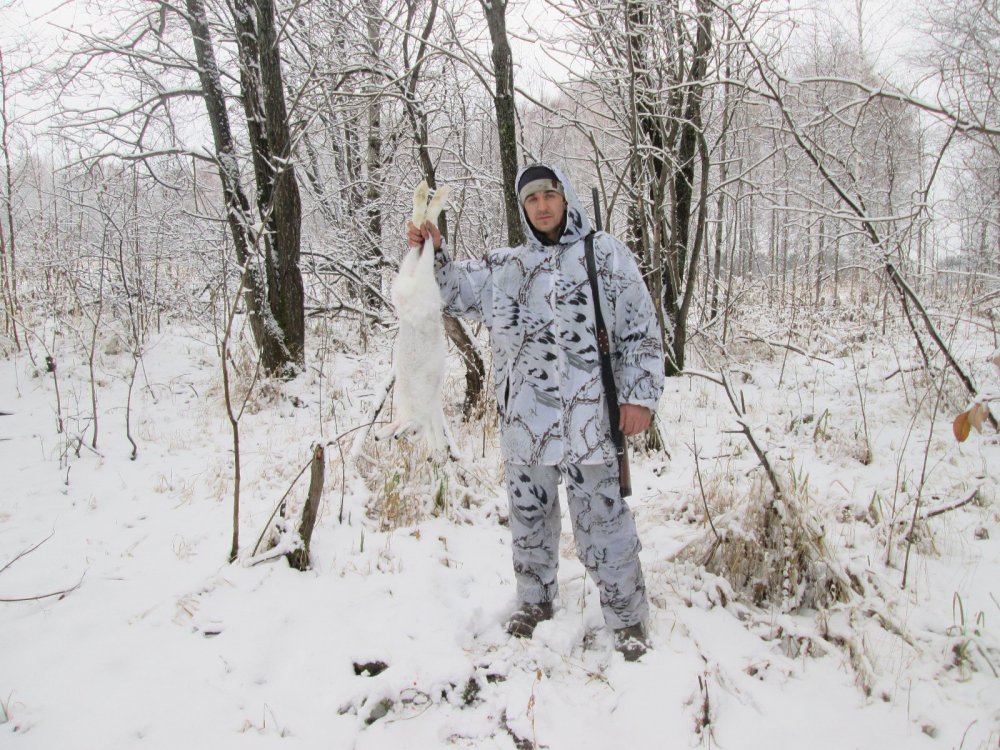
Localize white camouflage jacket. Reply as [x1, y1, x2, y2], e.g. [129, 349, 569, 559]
[435, 163, 665, 465]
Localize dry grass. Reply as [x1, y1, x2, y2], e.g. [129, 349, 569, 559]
[674, 466, 856, 611]
[356, 409, 498, 531]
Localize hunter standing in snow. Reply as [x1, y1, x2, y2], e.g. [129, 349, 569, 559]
[406, 163, 664, 661]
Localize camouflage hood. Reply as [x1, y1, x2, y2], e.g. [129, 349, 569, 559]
[515, 162, 593, 247]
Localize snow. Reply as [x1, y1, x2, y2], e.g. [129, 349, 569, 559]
[1, 313, 998, 749]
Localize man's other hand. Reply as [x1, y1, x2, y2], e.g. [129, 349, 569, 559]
[619, 404, 651, 436]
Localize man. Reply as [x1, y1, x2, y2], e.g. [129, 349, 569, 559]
[406, 163, 664, 661]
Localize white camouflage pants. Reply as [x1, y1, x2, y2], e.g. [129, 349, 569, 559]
[504, 460, 648, 629]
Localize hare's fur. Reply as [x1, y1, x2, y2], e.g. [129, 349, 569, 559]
[377, 182, 450, 453]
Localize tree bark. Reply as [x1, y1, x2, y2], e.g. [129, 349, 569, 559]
[287, 444, 326, 571]
[480, 0, 524, 246]
[184, 0, 281, 368]
[626, 0, 713, 375]
[362, 0, 386, 309]
[0, 51, 19, 349]
[623, 0, 671, 361]
[232, 0, 305, 373]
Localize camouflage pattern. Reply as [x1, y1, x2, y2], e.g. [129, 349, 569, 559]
[433, 163, 659, 630]
[434, 163, 665, 466]
[505, 460, 648, 629]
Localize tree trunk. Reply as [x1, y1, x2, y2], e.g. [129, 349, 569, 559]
[815, 218, 824, 306]
[299, 131, 338, 225]
[709, 76, 731, 323]
[665, 0, 713, 374]
[362, 0, 386, 309]
[184, 0, 282, 368]
[444, 316, 486, 418]
[287, 444, 326, 571]
[623, 0, 671, 365]
[0, 51, 19, 349]
[622, 0, 713, 375]
[232, 0, 305, 373]
[480, 0, 524, 246]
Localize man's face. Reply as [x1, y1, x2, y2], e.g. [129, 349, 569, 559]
[523, 190, 567, 242]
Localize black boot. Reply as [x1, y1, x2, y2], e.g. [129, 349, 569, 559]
[614, 622, 648, 662]
[506, 601, 554, 638]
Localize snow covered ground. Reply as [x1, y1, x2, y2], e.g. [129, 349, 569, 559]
[1, 310, 998, 750]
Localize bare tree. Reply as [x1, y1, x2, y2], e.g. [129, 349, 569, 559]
[187, 0, 304, 375]
[51, 0, 306, 376]
[0, 50, 21, 350]
[479, 0, 524, 246]
[917, 0, 1000, 283]
[724, 3, 999, 426]
[232, 0, 306, 370]
[541, 0, 723, 374]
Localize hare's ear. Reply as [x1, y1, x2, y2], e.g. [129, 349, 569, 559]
[412, 181, 429, 225]
[426, 185, 450, 224]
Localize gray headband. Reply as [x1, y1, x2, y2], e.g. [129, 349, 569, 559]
[519, 178, 564, 205]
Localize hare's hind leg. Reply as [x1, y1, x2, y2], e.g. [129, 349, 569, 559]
[425, 184, 450, 224]
[412, 181, 429, 225]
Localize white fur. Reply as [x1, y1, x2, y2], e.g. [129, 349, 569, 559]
[377, 182, 450, 453]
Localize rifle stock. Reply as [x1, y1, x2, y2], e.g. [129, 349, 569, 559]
[617, 447, 632, 498]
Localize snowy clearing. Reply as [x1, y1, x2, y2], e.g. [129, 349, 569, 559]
[1, 311, 998, 750]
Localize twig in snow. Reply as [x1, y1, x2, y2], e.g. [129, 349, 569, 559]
[249, 454, 315, 558]
[0, 572, 85, 602]
[920, 488, 980, 521]
[351, 372, 395, 461]
[250, 423, 380, 560]
[690, 434, 722, 566]
[902, 345, 953, 589]
[0, 531, 55, 575]
[735, 333, 834, 366]
[883, 365, 941, 382]
[683, 368, 784, 500]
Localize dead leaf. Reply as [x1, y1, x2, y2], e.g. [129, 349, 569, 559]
[953, 411, 971, 442]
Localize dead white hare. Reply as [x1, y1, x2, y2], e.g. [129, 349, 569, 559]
[377, 181, 451, 454]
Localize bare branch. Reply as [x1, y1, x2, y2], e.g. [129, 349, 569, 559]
[0, 532, 56, 576]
